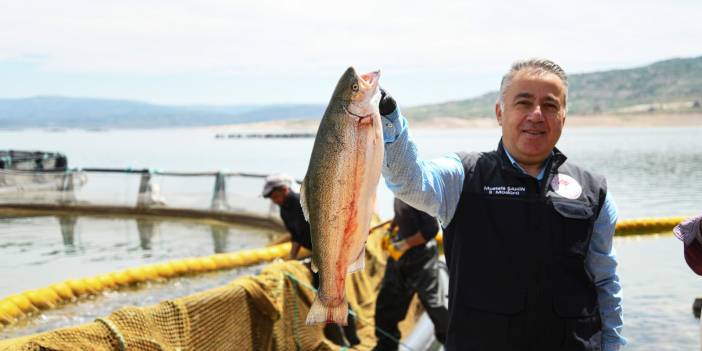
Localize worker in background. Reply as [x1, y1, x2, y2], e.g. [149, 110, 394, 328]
[373, 198, 448, 351]
[674, 214, 702, 274]
[262, 174, 360, 347]
[262, 174, 311, 260]
[673, 214, 702, 348]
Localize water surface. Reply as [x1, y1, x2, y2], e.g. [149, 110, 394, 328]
[0, 126, 700, 348]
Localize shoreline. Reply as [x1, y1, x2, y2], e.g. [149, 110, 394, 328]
[1, 113, 697, 133]
[207, 113, 702, 132]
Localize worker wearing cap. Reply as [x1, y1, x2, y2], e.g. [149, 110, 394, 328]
[262, 174, 360, 346]
[674, 214, 702, 275]
[373, 198, 448, 351]
[262, 174, 311, 260]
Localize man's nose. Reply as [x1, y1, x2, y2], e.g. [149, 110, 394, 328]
[526, 105, 544, 122]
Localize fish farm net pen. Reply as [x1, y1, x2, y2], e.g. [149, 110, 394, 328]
[284, 272, 417, 351]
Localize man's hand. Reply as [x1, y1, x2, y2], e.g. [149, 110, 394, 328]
[388, 239, 410, 261]
[382, 229, 409, 260]
[381, 230, 394, 251]
[289, 241, 301, 260]
[379, 88, 397, 117]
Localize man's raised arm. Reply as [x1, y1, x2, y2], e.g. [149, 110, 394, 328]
[379, 89, 464, 226]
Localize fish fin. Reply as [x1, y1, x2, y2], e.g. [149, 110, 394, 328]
[311, 259, 319, 273]
[300, 179, 309, 222]
[346, 246, 366, 273]
[305, 296, 348, 326]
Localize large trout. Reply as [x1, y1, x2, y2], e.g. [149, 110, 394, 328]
[300, 67, 383, 325]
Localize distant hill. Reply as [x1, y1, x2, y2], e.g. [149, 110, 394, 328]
[406, 55, 702, 119]
[2, 55, 701, 128]
[0, 96, 325, 129]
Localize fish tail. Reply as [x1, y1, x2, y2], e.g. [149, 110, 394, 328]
[305, 296, 348, 326]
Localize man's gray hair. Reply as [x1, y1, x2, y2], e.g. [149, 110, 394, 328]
[498, 59, 568, 110]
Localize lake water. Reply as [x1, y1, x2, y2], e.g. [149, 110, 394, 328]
[0, 215, 276, 339]
[0, 215, 277, 297]
[1, 126, 701, 348]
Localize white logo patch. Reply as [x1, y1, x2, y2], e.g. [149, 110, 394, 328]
[551, 174, 582, 199]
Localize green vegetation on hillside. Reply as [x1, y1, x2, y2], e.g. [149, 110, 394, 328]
[406, 56, 702, 119]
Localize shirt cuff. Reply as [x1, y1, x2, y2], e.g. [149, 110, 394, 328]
[420, 229, 438, 242]
[381, 108, 405, 143]
[603, 342, 622, 351]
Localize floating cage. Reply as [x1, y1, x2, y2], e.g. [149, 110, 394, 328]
[0, 220, 438, 351]
[0, 166, 292, 230]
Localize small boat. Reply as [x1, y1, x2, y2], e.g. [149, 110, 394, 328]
[0, 150, 85, 194]
[0, 150, 67, 171]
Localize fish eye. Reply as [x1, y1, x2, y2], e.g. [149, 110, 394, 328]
[352, 83, 359, 92]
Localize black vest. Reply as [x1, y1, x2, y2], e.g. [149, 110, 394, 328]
[443, 141, 607, 350]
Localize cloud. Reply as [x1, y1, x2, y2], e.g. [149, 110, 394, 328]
[1, 0, 700, 76]
[1, 0, 700, 104]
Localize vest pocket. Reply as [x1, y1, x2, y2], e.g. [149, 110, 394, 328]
[552, 199, 596, 256]
[551, 200, 599, 318]
[560, 312, 603, 350]
[553, 288, 600, 317]
[552, 199, 594, 220]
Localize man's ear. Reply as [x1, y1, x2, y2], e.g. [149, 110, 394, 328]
[495, 102, 503, 126]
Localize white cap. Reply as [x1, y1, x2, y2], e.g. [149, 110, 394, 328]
[261, 174, 293, 198]
[674, 214, 702, 245]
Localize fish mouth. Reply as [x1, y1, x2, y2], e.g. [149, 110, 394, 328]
[342, 68, 380, 124]
[359, 70, 380, 89]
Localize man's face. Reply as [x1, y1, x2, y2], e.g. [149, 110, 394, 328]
[269, 187, 288, 205]
[496, 70, 566, 167]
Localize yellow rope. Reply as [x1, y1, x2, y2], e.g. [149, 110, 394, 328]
[95, 317, 126, 351]
[615, 216, 687, 236]
[0, 242, 292, 328]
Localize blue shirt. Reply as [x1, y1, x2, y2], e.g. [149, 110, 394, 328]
[380, 108, 625, 351]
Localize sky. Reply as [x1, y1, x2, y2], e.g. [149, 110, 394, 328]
[1, 0, 701, 107]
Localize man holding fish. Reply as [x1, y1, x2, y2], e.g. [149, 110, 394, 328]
[377, 59, 625, 351]
[301, 59, 624, 350]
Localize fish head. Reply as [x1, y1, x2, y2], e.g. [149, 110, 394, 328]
[333, 67, 381, 120]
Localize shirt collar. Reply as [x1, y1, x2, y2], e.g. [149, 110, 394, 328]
[503, 147, 553, 181]
[281, 191, 295, 209]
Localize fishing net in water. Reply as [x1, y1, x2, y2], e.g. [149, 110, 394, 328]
[0, 169, 86, 199]
[0, 226, 424, 351]
[0, 168, 285, 226]
[0, 151, 83, 201]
